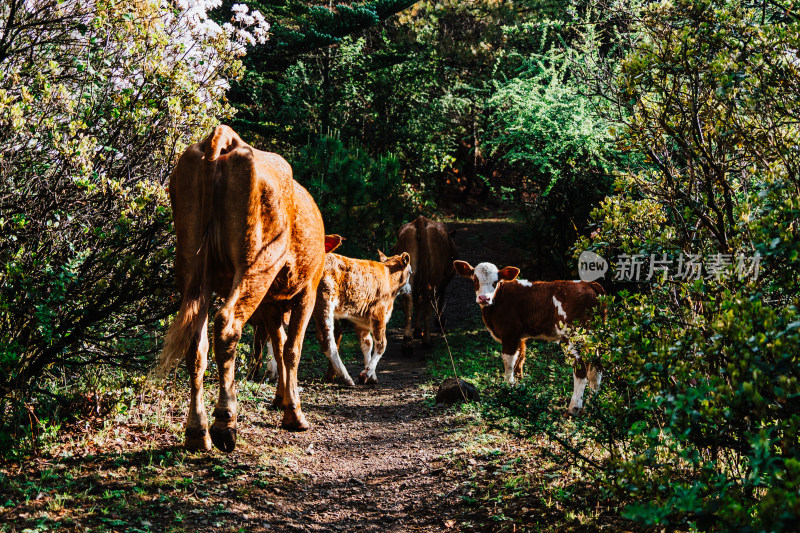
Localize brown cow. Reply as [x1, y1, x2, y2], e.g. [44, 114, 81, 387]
[312, 249, 412, 385]
[454, 260, 605, 414]
[394, 216, 458, 354]
[157, 125, 325, 452]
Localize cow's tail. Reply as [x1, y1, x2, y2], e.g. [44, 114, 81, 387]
[155, 126, 241, 377]
[155, 261, 210, 377]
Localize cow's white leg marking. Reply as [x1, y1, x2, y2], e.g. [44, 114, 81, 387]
[569, 371, 588, 413]
[322, 300, 355, 385]
[360, 332, 374, 369]
[502, 350, 520, 384]
[365, 348, 385, 381]
[364, 324, 387, 382]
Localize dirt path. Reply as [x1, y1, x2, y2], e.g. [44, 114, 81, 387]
[223, 214, 531, 531]
[2, 213, 543, 533]
[241, 213, 532, 529]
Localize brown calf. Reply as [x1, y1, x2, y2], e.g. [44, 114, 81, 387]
[394, 216, 458, 354]
[313, 250, 412, 385]
[158, 125, 326, 452]
[454, 260, 605, 414]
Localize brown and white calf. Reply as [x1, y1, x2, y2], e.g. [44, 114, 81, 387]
[312, 250, 412, 385]
[454, 260, 605, 413]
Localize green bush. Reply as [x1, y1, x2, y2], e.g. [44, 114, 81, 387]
[568, 0, 800, 528]
[291, 134, 418, 255]
[0, 0, 259, 447]
[483, 23, 622, 272]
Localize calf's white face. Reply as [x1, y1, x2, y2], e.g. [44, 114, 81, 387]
[453, 260, 520, 308]
[473, 262, 501, 306]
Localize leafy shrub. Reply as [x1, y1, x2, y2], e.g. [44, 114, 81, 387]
[484, 24, 622, 273]
[568, 1, 800, 529]
[0, 0, 265, 445]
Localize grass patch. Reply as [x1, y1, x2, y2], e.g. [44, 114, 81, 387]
[425, 323, 634, 531]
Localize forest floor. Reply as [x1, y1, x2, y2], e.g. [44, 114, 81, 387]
[1, 210, 631, 532]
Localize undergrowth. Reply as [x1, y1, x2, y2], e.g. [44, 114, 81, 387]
[425, 322, 633, 531]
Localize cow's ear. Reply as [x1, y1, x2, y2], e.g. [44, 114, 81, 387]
[400, 252, 411, 266]
[498, 266, 520, 281]
[325, 234, 342, 253]
[453, 260, 474, 278]
[378, 250, 388, 262]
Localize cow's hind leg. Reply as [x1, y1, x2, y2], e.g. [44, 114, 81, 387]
[316, 303, 355, 386]
[564, 339, 593, 415]
[569, 359, 589, 415]
[265, 312, 287, 409]
[247, 318, 268, 381]
[354, 325, 374, 384]
[210, 274, 271, 452]
[587, 361, 603, 393]
[413, 301, 424, 340]
[359, 319, 387, 385]
[185, 313, 211, 451]
[279, 284, 317, 431]
[514, 340, 526, 381]
[501, 338, 522, 384]
[421, 300, 433, 348]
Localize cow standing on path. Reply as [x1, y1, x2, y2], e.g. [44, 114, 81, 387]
[313, 249, 412, 385]
[394, 216, 458, 355]
[158, 125, 325, 453]
[453, 260, 605, 414]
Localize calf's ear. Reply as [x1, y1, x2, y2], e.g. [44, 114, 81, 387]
[400, 252, 411, 266]
[325, 234, 343, 253]
[498, 266, 520, 281]
[453, 260, 474, 278]
[378, 250, 388, 262]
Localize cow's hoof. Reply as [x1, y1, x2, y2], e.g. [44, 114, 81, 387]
[281, 411, 310, 432]
[344, 377, 356, 387]
[271, 394, 283, 410]
[365, 374, 378, 385]
[184, 427, 212, 452]
[209, 425, 237, 453]
[357, 370, 368, 384]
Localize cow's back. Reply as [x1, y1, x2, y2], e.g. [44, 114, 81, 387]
[207, 145, 324, 298]
[318, 254, 391, 319]
[395, 220, 420, 284]
[395, 215, 456, 301]
[423, 219, 457, 290]
[483, 280, 604, 341]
